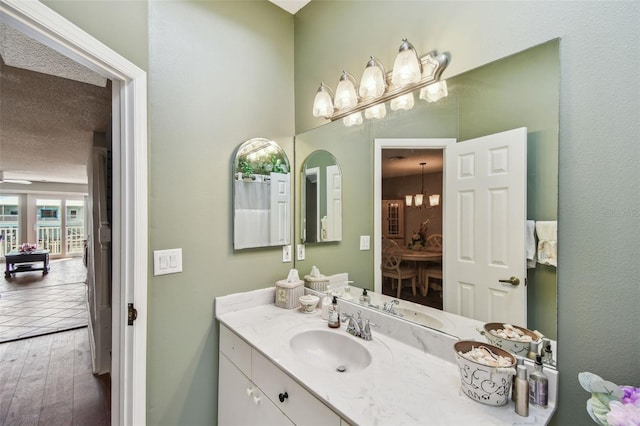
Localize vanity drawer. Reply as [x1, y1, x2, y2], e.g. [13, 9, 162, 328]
[252, 350, 340, 426]
[219, 324, 252, 376]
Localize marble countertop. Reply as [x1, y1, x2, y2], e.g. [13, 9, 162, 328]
[216, 288, 556, 426]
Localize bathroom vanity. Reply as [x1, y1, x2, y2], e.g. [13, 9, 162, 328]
[216, 288, 558, 425]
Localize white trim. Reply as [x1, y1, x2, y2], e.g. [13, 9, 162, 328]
[373, 138, 455, 295]
[0, 2, 148, 425]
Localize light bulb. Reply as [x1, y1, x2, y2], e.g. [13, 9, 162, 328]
[312, 83, 334, 118]
[359, 56, 386, 99]
[429, 194, 440, 206]
[334, 71, 358, 110]
[391, 39, 421, 88]
[343, 111, 363, 127]
[419, 80, 448, 103]
[405, 195, 413, 207]
[364, 103, 387, 120]
[414, 193, 424, 207]
[390, 92, 415, 111]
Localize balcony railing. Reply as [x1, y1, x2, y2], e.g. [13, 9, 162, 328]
[0, 226, 18, 257]
[38, 226, 62, 255]
[66, 226, 85, 255]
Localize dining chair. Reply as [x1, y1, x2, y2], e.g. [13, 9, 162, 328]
[381, 239, 417, 299]
[421, 234, 443, 296]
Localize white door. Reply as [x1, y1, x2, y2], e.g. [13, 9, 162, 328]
[444, 128, 527, 325]
[325, 164, 342, 241]
[270, 172, 290, 245]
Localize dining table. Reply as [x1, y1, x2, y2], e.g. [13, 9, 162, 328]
[400, 248, 442, 288]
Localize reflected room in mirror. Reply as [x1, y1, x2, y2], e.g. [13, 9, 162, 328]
[300, 150, 342, 243]
[233, 137, 291, 250]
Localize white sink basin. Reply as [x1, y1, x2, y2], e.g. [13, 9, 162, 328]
[289, 329, 372, 373]
[394, 307, 444, 329]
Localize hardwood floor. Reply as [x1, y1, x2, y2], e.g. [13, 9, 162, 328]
[0, 327, 110, 426]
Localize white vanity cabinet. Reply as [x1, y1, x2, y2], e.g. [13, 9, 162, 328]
[218, 324, 342, 426]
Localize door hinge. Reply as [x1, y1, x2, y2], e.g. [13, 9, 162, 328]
[128, 303, 138, 326]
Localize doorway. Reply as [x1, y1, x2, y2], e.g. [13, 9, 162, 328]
[0, 2, 148, 424]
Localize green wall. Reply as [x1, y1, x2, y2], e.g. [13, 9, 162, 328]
[295, 2, 640, 425]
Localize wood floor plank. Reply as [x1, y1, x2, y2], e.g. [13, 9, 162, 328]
[0, 328, 110, 425]
[38, 400, 72, 426]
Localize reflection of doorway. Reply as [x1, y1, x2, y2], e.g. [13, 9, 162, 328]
[380, 148, 445, 309]
[304, 167, 319, 242]
[373, 138, 455, 309]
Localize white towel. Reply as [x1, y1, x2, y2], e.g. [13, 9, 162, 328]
[536, 221, 557, 267]
[526, 220, 537, 268]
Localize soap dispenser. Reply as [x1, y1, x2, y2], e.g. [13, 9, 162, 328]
[528, 355, 549, 408]
[359, 288, 370, 305]
[327, 296, 340, 328]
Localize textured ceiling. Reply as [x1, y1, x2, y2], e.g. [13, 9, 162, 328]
[0, 57, 111, 184]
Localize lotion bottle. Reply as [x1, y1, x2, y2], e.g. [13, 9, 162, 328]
[327, 296, 340, 328]
[515, 365, 529, 417]
[512, 356, 525, 401]
[528, 355, 549, 408]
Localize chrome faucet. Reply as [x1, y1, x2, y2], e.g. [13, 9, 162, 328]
[382, 299, 401, 316]
[341, 311, 367, 339]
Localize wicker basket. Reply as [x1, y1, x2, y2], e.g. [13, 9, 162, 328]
[304, 275, 329, 292]
[275, 279, 304, 309]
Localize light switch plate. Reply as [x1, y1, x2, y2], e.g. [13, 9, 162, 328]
[282, 245, 292, 263]
[359, 235, 370, 250]
[297, 244, 305, 261]
[153, 248, 183, 276]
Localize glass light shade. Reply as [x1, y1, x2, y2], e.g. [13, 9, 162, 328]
[390, 92, 415, 111]
[364, 103, 387, 120]
[343, 111, 363, 127]
[359, 57, 386, 99]
[334, 71, 358, 110]
[405, 195, 413, 207]
[419, 80, 448, 103]
[312, 83, 334, 118]
[414, 193, 424, 207]
[391, 40, 421, 88]
[429, 194, 440, 206]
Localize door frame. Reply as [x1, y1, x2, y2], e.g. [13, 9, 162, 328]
[0, 2, 148, 425]
[373, 138, 455, 296]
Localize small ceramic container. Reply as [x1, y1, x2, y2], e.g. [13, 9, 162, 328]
[298, 295, 320, 313]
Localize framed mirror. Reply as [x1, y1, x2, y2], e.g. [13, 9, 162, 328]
[300, 150, 342, 243]
[233, 137, 291, 250]
[294, 40, 559, 360]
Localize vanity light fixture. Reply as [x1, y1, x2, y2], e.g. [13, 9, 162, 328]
[420, 80, 448, 103]
[405, 162, 440, 209]
[311, 38, 449, 124]
[391, 39, 422, 88]
[312, 83, 334, 118]
[359, 56, 386, 99]
[334, 71, 359, 110]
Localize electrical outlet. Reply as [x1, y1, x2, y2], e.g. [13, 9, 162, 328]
[359, 235, 370, 250]
[297, 244, 305, 261]
[282, 245, 292, 262]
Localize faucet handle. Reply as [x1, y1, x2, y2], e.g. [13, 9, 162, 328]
[340, 313, 353, 323]
[362, 319, 376, 341]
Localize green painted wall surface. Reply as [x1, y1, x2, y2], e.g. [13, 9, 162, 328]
[41, 0, 149, 71]
[295, 2, 640, 424]
[146, 2, 294, 424]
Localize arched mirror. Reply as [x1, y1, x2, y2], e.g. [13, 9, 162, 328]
[300, 150, 342, 243]
[233, 137, 290, 250]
